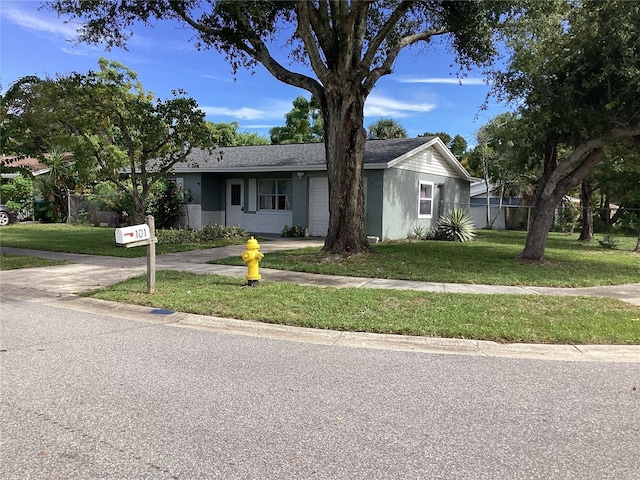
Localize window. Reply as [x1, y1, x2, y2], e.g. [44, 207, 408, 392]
[418, 181, 433, 217]
[258, 179, 292, 211]
[230, 184, 242, 206]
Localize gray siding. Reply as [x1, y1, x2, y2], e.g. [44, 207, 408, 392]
[169, 139, 472, 236]
[394, 147, 458, 177]
[380, 168, 469, 240]
[201, 174, 224, 211]
[441, 177, 471, 212]
[179, 173, 202, 204]
[381, 169, 422, 240]
[365, 170, 384, 238]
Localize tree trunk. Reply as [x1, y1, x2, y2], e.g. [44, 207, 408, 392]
[518, 142, 604, 261]
[600, 193, 611, 225]
[484, 170, 491, 229]
[321, 86, 370, 255]
[518, 191, 563, 261]
[132, 195, 146, 225]
[578, 179, 594, 241]
[131, 182, 147, 225]
[609, 204, 625, 225]
[634, 230, 640, 253]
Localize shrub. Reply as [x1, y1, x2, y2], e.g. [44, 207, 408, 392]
[146, 180, 186, 230]
[281, 224, 307, 237]
[435, 209, 476, 242]
[198, 224, 247, 240]
[157, 228, 198, 245]
[1, 173, 35, 220]
[409, 225, 437, 240]
[598, 235, 619, 249]
[156, 224, 247, 245]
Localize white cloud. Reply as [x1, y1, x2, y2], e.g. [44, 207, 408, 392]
[201, 106, 274, 121]
[365, 93, 436, 117]
[2, 5, 157, 56]
[398, 76, 488, 86]
[202, 93, 436, 123]
[2, 6, 80, 39]
[201, 98, 292, 121]
[202, 106, 258, 119]
[200, 73, 234, 83]
[60, 45, 103, 57]
[241, 124, 277, 130]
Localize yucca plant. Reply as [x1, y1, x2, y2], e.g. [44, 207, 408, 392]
[435, 209, 476, 242]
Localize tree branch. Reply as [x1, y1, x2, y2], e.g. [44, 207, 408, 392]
[361, 1, 414, 69]
[170, 2, 323, 98]
[295, 1, 330, 86]
[364, 27, 448, 93]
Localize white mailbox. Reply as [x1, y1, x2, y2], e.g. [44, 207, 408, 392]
[115, 224, 151, 244]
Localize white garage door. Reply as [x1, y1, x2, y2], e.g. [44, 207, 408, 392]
[308, 177, 329, 236]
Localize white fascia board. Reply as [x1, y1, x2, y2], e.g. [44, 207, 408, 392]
[363, 163, 389, 170]
[32, 168, 51, 176]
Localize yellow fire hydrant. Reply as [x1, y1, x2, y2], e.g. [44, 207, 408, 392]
[241, 236, 264, 286]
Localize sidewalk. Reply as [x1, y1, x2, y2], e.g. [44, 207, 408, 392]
[2, 241, 639, 363]
[3, 242, 640, 305]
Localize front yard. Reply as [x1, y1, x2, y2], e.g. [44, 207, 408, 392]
[2, 224, 639, 344]
[212, 230, 640, 288]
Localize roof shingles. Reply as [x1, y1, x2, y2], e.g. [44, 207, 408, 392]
[178, 137, 436, 171]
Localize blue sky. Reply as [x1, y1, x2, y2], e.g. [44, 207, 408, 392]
[1, 1, 511, 147]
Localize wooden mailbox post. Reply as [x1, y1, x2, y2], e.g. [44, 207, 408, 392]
[115, 215, 158, 293]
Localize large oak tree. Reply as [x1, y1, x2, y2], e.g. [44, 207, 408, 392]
[47, 0, 508, 254]
[491, 0, 640, 260]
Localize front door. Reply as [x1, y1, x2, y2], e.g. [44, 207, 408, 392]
[226, 179, 244, 226]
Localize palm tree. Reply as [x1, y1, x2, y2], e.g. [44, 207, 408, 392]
[367, 119, 408, 139]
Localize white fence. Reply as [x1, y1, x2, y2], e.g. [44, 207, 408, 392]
[469, 205, 530, 230]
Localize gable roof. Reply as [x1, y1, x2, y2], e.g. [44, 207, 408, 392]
[175, 136, 473, 180]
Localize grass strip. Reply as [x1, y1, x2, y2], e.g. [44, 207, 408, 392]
[85, 270, 640, 345]
[0, 223, 246, 257]
[0, 254, 71, 270]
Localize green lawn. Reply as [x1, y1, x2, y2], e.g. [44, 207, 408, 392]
[3, 223, 639, 344]
[85, 270, 640, 345]
[0, 254, 70, 270]
[0, 223, 247, 257]
[212, 230, 640, 287]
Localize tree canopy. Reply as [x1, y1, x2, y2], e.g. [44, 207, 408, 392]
[269, 96, 323, 144]
[3, 58, 216, 224]
[47, 0, 509, 254]
[420, 131, 468, 158]
[208, 121, 269, 146]
[367, 119, 408, 140]
[489, 0, 640, 260]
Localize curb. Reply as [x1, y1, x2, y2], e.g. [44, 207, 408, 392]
[11, 287, 640, 364]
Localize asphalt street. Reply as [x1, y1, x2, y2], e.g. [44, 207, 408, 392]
[2, 294, 639, 479]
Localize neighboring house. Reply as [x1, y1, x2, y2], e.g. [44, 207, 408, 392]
[469, 180, 525, 230]
[470, 180, 521, 207]
[169, 137, 475, 240]
[0, 155, 50, 179]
